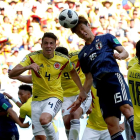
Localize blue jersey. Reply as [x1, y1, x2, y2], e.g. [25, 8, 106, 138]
[0, 93, 19, 136]
[78, 33, 122, 79]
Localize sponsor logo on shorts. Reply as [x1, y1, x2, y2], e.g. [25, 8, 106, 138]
[54, 62, 60, 69]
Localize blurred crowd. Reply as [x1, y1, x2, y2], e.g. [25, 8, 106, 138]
[0, 0, 140, 90]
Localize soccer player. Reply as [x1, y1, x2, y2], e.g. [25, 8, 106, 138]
[9, 32, 86, 140]
[127, 40, 140, 140]
[55, 47, 92, 140]
[82, 86, 111, 140]
[3, 84, 59, 140]
[0, 93, 29, 140]
[68, 16, 135, 140]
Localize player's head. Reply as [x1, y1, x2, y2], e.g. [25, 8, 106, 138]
[71, 16, 94, 41]
[18, 84, 32, 104]
[55, 47, 69, 56]
[41, 32, 58, 58]
[136, 40, 140, 61]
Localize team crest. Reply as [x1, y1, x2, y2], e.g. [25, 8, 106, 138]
[54, 62, 60, 69]
[95, 42, 102, 50]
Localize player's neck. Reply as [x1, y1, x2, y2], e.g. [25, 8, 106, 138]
[85, 34, 95, 45]
[43, 53, 54, 59]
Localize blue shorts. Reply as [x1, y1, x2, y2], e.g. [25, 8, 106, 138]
[96, 72, 132, 120]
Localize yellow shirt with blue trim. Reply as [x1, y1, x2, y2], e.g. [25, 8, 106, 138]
[127, 63, 140, 133]
[19, 50, 73, 101]
[87, 86, 108, 131]
[20, 97, 58, 133]
[61, 50, 85, 97]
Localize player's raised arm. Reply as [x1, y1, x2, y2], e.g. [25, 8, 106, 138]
[113, 45, 129, 60]
[69, 68, 87, 102]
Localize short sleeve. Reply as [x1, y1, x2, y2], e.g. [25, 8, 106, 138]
[19, 55, 31, 67]
[0, 96, 12, 111]
[64, 60, 74, 72]
[107, 33, 122, 48]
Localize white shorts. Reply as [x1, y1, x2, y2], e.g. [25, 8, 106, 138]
[82, 127, 111, 140]
[136, 132, 140, 140]
[32, 130, 59, 140]
[31, 97, 62, 134]
[62, 91, 92, 117]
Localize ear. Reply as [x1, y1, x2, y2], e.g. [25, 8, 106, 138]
[87, 23, 91, 28]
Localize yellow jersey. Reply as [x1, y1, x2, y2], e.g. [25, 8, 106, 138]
[61, 50, 85, 97]
[127, 63, 140, 133]
[20, 50, 73, 101]
[20, 97, 58, 133]
[128, 56, 138, 69]
[87, 86, 108, 131]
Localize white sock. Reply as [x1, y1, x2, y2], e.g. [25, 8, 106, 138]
[42, 122, 57, 140]
[69, 119, 80, 140]
[65, 129, 69, 139]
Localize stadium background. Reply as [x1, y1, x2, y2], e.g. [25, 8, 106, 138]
[0, 0, 140, 139]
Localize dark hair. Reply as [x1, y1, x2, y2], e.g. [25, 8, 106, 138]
[19, 85, 32, 95]
[71, 16, 89, 33]
[42, 32, 58, 43]
[55, 47, 68, 56]
[136, 40, 140, 53]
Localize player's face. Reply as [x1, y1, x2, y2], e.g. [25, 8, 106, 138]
[18, 90, 30, 104]
[74, 23, 93, 41]
[41, 37, 56, 59]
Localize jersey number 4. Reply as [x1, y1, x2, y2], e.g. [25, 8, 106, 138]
[129, 80, 140, 106]
[45, 72, 50, 81]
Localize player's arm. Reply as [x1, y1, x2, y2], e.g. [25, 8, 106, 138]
[113, 45, 129, 60]
[68, 72, 93, 113]
[3, 92, 23, 108]
[19, 116, 25, 123]
[9, 63, 39, 78]
[7, 107, 30, 128]
[69, 68, 87, 102]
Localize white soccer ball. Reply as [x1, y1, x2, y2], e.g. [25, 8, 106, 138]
[59, 9, 78, 28]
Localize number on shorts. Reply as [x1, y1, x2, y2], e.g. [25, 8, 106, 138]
[114, 92, 122, 103]
[129, 80, 140, 106]
[48, 102, 53, 108]
[45, 72, 50, 81]
[64, 72, 70, 79]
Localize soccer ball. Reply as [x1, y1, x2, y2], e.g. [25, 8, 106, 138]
[59, 9, 78, 28]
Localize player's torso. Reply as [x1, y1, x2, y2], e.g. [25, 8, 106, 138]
[87, 86, 107, 131]
[127, 64, 140, 133]
[61, 51, 85, 97]
[20, 97, 32, 118]
[79, 34, 120, 78]
[21, 51, 71, 101]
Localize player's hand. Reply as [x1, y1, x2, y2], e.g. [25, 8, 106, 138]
[67, 99, 82, 113]
[78, 90, 87, 102]
[86, 106, 92, 115]
[113, 53, 121, 60]
[119, 122, 125, 132]
[3, 92, 12, 99]
[27, 63, 40, 72]
[19, 121, 30, 128]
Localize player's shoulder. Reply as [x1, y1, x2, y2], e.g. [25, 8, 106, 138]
[69, 50, 80, 58]
[55, 51, 69, 60]
[96, 33, 108, 37]
[28, 50, 42, 57]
